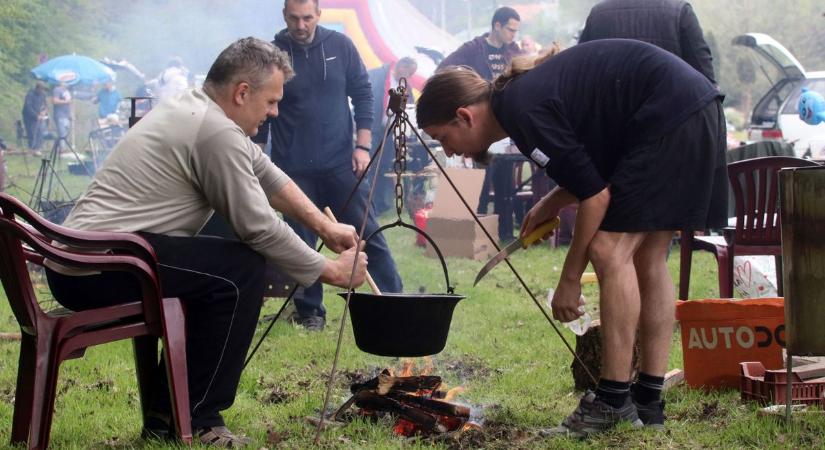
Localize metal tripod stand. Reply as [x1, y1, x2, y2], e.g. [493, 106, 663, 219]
[28, 134, 90, 224]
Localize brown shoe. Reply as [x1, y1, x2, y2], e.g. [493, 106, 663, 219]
[196, 426, 252, 448]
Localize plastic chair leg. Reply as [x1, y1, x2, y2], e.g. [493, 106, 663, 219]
[719, 247, 733, 298]
[133, 336, 159, 425]
[11, 335, 36, 445]
[678, 234, 693, 300]
[160, 298, 192, 444]
[29, 337, 60, 450]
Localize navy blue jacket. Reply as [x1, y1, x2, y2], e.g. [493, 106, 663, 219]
[253, 26, 374, 174]
[579, 0, 715, 83]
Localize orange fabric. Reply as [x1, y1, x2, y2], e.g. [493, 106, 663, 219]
[676, 298, 784, 389]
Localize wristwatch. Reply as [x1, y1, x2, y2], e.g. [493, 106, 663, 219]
[355, 144, 371, 152]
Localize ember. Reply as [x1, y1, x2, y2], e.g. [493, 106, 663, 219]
[334, 367, 480, 437]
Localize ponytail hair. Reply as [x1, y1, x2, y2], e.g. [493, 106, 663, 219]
[493, 41, 562, 91]
[416, 66, 492, 129]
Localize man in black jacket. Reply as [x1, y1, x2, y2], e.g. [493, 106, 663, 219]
[21, 81, 48, 156]
[254, 0, 402, 331]
[579, 0, 716, 83]
[437, 6, 522, 80]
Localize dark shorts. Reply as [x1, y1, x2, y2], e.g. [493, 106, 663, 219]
[600, 99, 728, 232]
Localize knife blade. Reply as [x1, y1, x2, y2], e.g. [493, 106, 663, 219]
[473, 217, 561, 286]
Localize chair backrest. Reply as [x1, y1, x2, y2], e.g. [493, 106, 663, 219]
[0, 193, 164, 331]
[727, 156, 821, 247]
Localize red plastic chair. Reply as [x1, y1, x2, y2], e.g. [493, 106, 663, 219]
[0, 193, 192, 449]
[678, 156, 820, 299]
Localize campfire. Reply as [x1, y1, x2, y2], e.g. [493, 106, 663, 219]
[332, 360, 481, 437]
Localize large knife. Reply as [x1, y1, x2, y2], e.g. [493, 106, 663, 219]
[473, 217, 561, 287]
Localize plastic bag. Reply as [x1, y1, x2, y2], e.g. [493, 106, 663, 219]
[732, 255, 778, 298]
[547, 288, 591, 335]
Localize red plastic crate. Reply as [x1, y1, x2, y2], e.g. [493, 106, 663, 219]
[740, 361, 825, 406]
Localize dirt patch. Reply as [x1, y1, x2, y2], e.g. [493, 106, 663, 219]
[264, 386, 295, 404]
[435, 421, 535, 450]
[442, 355, 497, 381]
[700, 400, 720, 419]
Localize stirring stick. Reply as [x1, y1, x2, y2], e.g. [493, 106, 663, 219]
[323, 207, 382, 295]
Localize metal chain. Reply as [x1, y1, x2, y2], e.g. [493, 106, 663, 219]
[392, 79, 409, 219]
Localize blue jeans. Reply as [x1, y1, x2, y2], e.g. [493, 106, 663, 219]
[286, 164, 403, 317]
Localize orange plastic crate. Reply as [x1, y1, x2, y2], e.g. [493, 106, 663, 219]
[740, 361, 825, 406]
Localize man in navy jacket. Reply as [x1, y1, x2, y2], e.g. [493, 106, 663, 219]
[579, 0, 716, 83]
[254, 0, 402, 330]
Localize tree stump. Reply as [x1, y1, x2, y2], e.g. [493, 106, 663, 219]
[570, 320, 641, 391]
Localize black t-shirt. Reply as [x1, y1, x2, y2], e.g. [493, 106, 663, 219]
[486, 43, 507, 79]
[491, 39, 721, 201]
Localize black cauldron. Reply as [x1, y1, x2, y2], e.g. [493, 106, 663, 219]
[338, 292, 464, 357]
[339, 221, 464, 357]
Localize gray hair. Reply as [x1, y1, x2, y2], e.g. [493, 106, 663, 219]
[205, 37, 294, 90]
[284, 0, 319, 10]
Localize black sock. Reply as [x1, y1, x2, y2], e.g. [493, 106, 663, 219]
[632, 372, 665, 405]
[595, 378, 631, 409]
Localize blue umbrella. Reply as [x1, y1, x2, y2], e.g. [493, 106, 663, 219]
[31, 54, 116, 86]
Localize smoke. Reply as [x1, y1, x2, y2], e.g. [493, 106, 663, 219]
[107, 0, 286, 85]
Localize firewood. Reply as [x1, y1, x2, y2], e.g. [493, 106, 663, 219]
[353, 390, 446, 433]
[387, 391, 470, 418]
[351, 370, 442, 394]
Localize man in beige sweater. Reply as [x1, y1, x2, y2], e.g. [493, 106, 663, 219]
[44, 37, 367, 446]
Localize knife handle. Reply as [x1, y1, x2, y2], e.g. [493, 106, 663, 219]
[521, 217, 561, 248]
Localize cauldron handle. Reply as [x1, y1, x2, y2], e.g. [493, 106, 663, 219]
[364, 221, 454, 294]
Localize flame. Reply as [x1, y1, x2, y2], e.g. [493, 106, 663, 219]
[443, 386, 465, 402]
[461, 422, 482, 432]
[420, 356, 434, 376]
[399, 359, 415, 377]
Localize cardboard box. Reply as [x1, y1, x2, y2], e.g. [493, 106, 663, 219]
[423, 168, 498, 260]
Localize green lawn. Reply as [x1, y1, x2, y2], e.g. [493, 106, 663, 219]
[0, 151, 822, 449]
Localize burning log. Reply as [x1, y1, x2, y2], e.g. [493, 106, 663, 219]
[387, 391, 470, 418]
[350, 369, 442, 395]
[353, 390, 447, 433]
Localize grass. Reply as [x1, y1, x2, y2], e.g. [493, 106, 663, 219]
[0, 151, 822, 449]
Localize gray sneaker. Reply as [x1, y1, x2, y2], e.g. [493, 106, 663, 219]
[634, 399, 665, 430]
[540, 391, 643, 438]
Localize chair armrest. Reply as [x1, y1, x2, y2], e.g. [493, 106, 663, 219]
[1, 193, 156, 266]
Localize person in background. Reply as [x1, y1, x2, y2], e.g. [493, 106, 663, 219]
[438, 6, 522, 80]
[44, 37, 367, 446]
[253, 0, 402, 331]
[519, 35, 541, 56]
[417, 39, 726, 437]
[21, 81, 48, 156]
[437, 6, 523, 239]
[93, 80, 123, 127]
[155, 56, 190, 100]
[52, 81, 72, 148]
[579, 0, 716, 83]
[369, 56, 418, 215]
